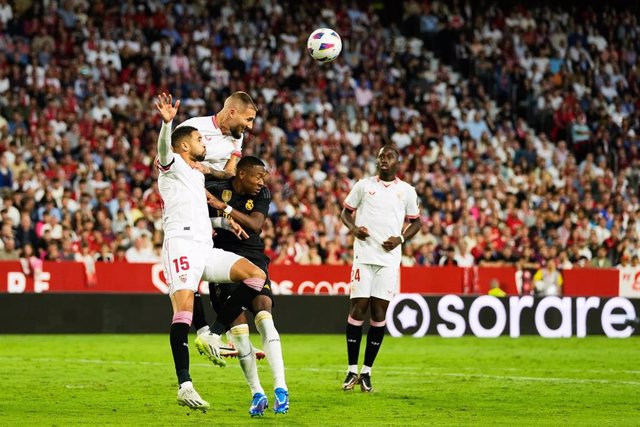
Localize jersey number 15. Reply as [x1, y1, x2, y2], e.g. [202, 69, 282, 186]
[172, 256, 190, 273]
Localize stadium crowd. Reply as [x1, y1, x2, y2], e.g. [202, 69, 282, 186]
[0, 0, 639, 282]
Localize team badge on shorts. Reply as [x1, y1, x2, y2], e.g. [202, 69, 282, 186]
[179, 274, 188, 283]
[245, 199, 254, 210]
[222, 190, 232, 202]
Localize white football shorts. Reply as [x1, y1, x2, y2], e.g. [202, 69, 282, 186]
[162, 237, 243, 295]
[349, 262, 399, 301]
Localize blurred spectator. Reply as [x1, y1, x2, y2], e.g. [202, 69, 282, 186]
[616, 253, 631, 269]
[487, 279, 507, 297]
[0, 236, 18, 260]
[438, 247, 458, 266]
[95, 243, 114, 263]
[125, 234, 158, 263]
[590, 247, 613, 268]
[453, 241, 474, 267]
[533, 259, 563, 296]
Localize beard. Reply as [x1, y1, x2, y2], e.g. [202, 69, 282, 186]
[230, 125, 244, 139]
[195, 151, 206, 161]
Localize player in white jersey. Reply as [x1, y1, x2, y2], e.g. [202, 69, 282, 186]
[176, 92, 270, 372]
[155, 93, 267, 412]
[340, 145, 422, 392]
[176, 91, 255, 178]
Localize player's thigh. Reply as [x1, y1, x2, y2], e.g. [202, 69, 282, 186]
[209, 282, 239, 314]
[202, 248, 243, 283]
[162, 238, 205, 295]
[370, 264, 400, 301]
[370, 297, 390, 322]
[349, 262, 373, 300]
[211, 282, 253, 326]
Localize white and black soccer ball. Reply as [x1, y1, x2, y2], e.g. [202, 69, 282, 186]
[307, 28, 342, 63]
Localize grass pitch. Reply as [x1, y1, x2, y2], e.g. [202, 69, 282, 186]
[0, 334, 638, 426]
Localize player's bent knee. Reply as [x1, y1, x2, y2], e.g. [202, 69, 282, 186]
[370, 303, 389, 322]
[349, 298, 369, 319]
[229, 258, 266, 282]
[349, 307, 367, 320]
[171, 289, 195, 312]
[252, 296, 272, 313]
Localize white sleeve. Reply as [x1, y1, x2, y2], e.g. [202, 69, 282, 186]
[233, 136, 243, 157]
[405, 186, 420, 219]
[176, 117, 195, 129]
[157, 121, 174, 166]
[343, 180, 364, 210]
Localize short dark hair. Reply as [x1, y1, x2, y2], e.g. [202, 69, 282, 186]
[171, 126, 198, 149]
[379, 145, 400, 158]
[228, 91, 258, 112]
[237, 156, 266, 171]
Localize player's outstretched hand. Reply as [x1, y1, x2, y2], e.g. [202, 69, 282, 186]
[382, 236, 402, 251]
[352, 226, 369, 240]
[227, 217, 249, 240]
[155, 92, 180, 123]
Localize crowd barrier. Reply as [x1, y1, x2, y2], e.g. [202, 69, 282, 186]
[0, 261, 638, 298]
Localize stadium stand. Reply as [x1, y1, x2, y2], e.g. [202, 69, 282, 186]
[0, 0, 638, 275]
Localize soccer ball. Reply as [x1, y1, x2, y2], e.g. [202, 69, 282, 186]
[307, 28, 342, 63]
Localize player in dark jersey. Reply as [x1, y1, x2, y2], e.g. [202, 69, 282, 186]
[206, 156, 289, 416]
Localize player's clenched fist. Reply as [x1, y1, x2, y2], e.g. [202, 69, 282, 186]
[382, 236, 402, 251]
[351, 226, 369, 240]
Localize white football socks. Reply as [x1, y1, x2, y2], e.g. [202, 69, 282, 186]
[255, 311, 287, 391]
[230, 324, 263, 395]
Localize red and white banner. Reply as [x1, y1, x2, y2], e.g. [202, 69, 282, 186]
[619, 267, 640, 298]
[0, 261, 631, 298]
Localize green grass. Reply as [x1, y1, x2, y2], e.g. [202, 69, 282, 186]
[0, 335, 638, 426]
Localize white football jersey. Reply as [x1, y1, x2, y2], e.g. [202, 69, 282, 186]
[176, 115, 243, 171]
[157, 154, 212, 245]
[343, 176, 420, 267]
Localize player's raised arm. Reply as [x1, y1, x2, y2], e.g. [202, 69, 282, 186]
[193, 162, 234, 179]
[155, 93, 181, 166]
